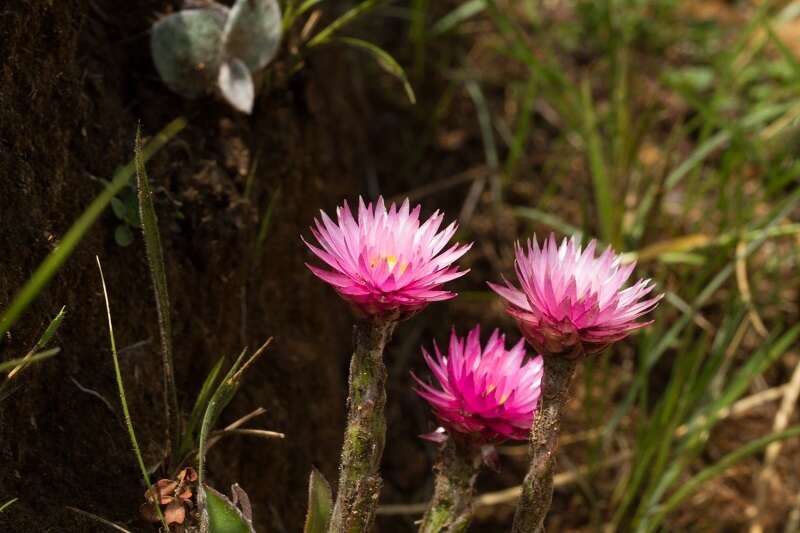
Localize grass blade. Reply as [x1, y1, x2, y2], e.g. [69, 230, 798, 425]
[307, 0, 386, 48]
[646, 425, 800, 531]
[334, 37, 416, 104]
[135, 126, 181, 457]
[0, 498, 18, 513]
[0, 348, 60, 374]
[96, 256, 167, 530]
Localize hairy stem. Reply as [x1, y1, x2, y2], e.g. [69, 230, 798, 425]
[328, 319, 396, 533]
[511, 356, 577, 533]
[419, 439, 481, 533]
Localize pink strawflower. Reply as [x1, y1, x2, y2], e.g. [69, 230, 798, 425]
[303, 197, 472, 318]
[412, 326, 544, 442]
[489, 234, 662, 357]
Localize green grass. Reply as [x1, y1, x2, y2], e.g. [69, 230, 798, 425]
[400, 0, 800, 529]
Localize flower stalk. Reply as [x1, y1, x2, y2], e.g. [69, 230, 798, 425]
[419, 439, 481, 533]
[328, 318, 397, 533]
[511, 356, 576, 533]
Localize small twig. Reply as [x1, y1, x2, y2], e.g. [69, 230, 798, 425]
[117, 338, 152, 356]
[225, 406, 268, 431]
[500, 384, 790, 457]
[751, 352, 800, 533]
[377, 453, 632, 516]
[390, 166, 489, 204]
[735, 241, 769, 338]
[71, 377, 117, 416]
[211, 428, 285, 440]
[675, 385, 789, 438]
[204, 406, 269, 452]
[65, 506, 133, 533]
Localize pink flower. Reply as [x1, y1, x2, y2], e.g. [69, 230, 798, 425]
[412, 326, 544, 442]
[489, 234, 662, 357]
[303, 197, 472, 318]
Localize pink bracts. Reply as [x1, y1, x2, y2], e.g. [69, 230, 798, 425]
[303, 197, 472, 318]
[413, 326, 544, 443]
[489, 234, 662, 357]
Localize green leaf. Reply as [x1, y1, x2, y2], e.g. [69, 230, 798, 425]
[201, 484, 255, 533]
[197, 339, 272, 485]
[307, 0, 385, 48]
[110, 197, 126, 220]
[177, 355, 226, 460]
[136, 127, 181, 456]
[303, 468, 333, 533]
[431, 0, 486, 36]
[0, 348, 59, 373]
[646, 425, 800, 531]
[34, 306, 66, 352]
[114, 225, 134, 247]
[334, 37, 416, 104]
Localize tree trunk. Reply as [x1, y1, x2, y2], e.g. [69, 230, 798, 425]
[0, 1, 379, 531]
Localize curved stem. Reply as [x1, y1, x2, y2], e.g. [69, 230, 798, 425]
[419, 439, 481, 533]
[511, 356, 576, 533]
[328, 319, 396, 533]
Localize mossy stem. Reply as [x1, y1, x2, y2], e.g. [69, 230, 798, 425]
[419, 439, 481, 533]
[328, 318, 396, 533]
[511, 356, 577, 533]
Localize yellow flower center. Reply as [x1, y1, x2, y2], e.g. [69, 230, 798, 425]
[485, 383, 509, 404]
[370, 254, 407, 274]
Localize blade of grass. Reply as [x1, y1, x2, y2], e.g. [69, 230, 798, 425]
[0, 117, 187, 338]
[96, 256, 167, 530]
[645, 425, 800, 531]
[430, 0, 486, 36]
[579, 79, 616, 247]
[0, 498, 17, 513]
[4, 306, 65, 381]
[0, 348, 60, 374]
[334, 37, 416, 104]
[135, 126, 181, 459]
[177, 355, 227, 463]
[306, 0, 386, 48]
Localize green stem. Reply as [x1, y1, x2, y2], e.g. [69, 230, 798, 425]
[328, 318, 396, 533]
[511, 356, 577, 533]
[419, 439, 481, 533]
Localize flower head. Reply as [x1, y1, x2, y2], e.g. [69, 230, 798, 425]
[303, 197, 472, 318]
[489, 234, 662, 358]
[412, 326, 544, 443]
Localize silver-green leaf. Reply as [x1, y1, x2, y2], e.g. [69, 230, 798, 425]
[223, 0, 283, 72]
[218, 57, 255, 114]
[151, 8, 227, 97]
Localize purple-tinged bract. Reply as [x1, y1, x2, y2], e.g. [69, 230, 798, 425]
[489, 234, 662, 357]
[303, 197, 472, 318]
[412, 326, 544, 442]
